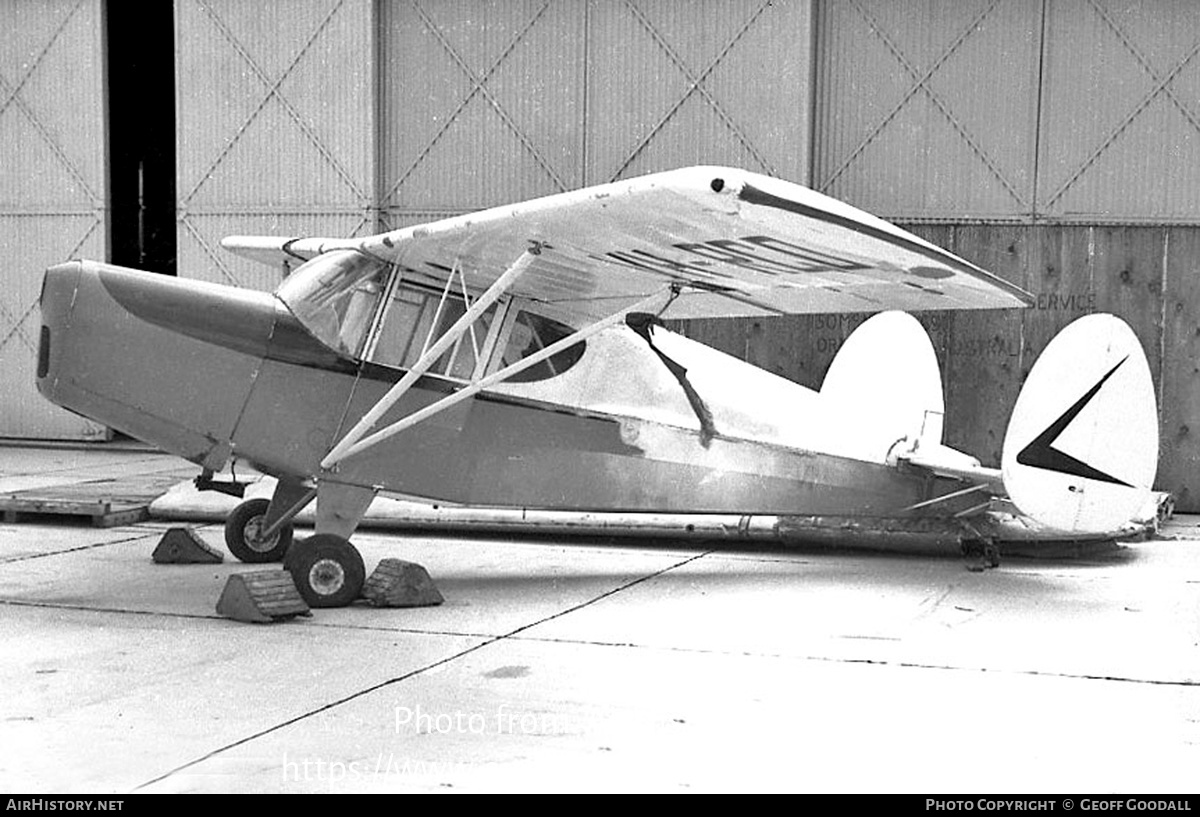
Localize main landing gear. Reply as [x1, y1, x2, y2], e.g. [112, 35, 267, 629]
[283, 534, 366, 608]
[225, 498, 293, 563]
[221, 479, 373, 608]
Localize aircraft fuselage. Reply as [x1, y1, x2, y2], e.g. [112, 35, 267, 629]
[38, 261, 957, 517]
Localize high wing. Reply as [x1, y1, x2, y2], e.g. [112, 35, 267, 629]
[222, 166, 1032, 319]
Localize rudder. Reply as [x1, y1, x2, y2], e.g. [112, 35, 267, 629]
[1001, 314, 1158, 533]
[820, 311, 945, 464]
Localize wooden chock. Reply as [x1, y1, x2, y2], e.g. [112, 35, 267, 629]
[362, 559, 444, 608]
[152, 527, 224, 564]
[216, 570, 311, 623]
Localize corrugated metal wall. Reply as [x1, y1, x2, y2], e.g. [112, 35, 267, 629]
[174, 0, 814, 267]
[174, 0, 378, 291]
[814, 0, 1041, 221]
[379, 0, 589, 227]
[1039, 0, 1200, 221]
[582, 0, 811, 185]
[378, 0, 812, 229]
[0, 0, 107, 440]
[813, 0, 1200, 223]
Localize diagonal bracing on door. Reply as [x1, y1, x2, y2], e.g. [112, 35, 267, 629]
[181, 0, 365, 208]
[612, 0, 775, 180]
[178, 218, 241, 288]
[385, 0, 559, 205]
[0, 0, 98, 207]
[0, 299, 37, 356]
[179, 0, 371, 287]
[0, 218, 101, 356]
[0, 0, 102, 359]
[1043, 0, 1200, 212]
[820, 0, 1024, 211]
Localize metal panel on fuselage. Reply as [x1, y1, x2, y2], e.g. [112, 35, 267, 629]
[229, 356, 357, 477]
[233, 347, 928, 515]
[220, 297, 934, 514]
[39, 262, 269, 463]
[322, 373, 927, 514]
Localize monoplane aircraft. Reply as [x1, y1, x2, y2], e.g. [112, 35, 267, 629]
[36, 167, 1160, 606]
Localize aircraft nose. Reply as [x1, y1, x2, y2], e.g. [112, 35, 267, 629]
[35, 258, 280, 463]
[37, 261, 83, 388]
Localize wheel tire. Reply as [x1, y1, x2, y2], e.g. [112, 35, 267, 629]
[225, 498, 293, 563]
[285, 534, 365, 608]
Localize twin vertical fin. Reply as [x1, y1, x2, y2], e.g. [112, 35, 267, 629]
[1001, 314, 1158, 533]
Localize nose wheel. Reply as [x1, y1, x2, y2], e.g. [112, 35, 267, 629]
[284, 534, 366, 608]
[225, 498, 293, 563]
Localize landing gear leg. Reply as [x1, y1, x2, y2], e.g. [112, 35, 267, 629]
[283, 481, 375, 608]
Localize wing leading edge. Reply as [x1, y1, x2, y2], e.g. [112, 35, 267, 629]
[223, 166, 1033, 320]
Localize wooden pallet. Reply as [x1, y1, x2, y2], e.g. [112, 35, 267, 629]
[0, 474, 183, 527]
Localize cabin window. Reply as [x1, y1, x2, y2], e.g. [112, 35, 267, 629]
[367, 280, 500, 380]
[278, 250, 390, 357]
[494, 310, 586, 382]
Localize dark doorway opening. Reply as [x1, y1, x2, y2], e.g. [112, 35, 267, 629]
[107, 2, 176, 274]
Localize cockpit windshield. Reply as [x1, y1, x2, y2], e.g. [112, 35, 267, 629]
[277, 250, 390, 357]
[276, 249, 588, 382]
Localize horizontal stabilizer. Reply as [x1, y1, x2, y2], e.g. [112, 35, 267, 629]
[220, 236, 348, 271]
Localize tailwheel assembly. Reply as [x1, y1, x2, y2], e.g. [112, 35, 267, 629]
[284, 534, 366, 608]
[225, 498, 293, 563]
[962, 537, 1001, 571]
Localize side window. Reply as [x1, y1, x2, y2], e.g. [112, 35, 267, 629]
[426, 297, 498, 380]
[370, 287, 438, 366]
[333, 270, 389, 357]
[367, 281, 498, 380]
[498, 310, 586, 383]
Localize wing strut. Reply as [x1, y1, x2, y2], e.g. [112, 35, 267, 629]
[900, 482, 989, 513]
[322, 287, 671, 468]
[322, 287, 672, 468]
[321, 246, 674, 469]
[321, 246, 541, 469]
[626, 313, 716, 446]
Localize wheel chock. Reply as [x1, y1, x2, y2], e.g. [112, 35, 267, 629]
[362, 559, 444, 607]
[152, 527, 224, 564]
[216, 570, 311, 623]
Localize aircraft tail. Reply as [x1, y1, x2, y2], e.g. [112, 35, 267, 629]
[820, 311, 946, 464]
[1001, 314, 1158, 533]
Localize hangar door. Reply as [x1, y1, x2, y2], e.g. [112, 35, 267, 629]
[174, 0, 812, 287]
[174, 0, 378, 292]
[379, 0, 813, 229]
[0, 0, 107, 440]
